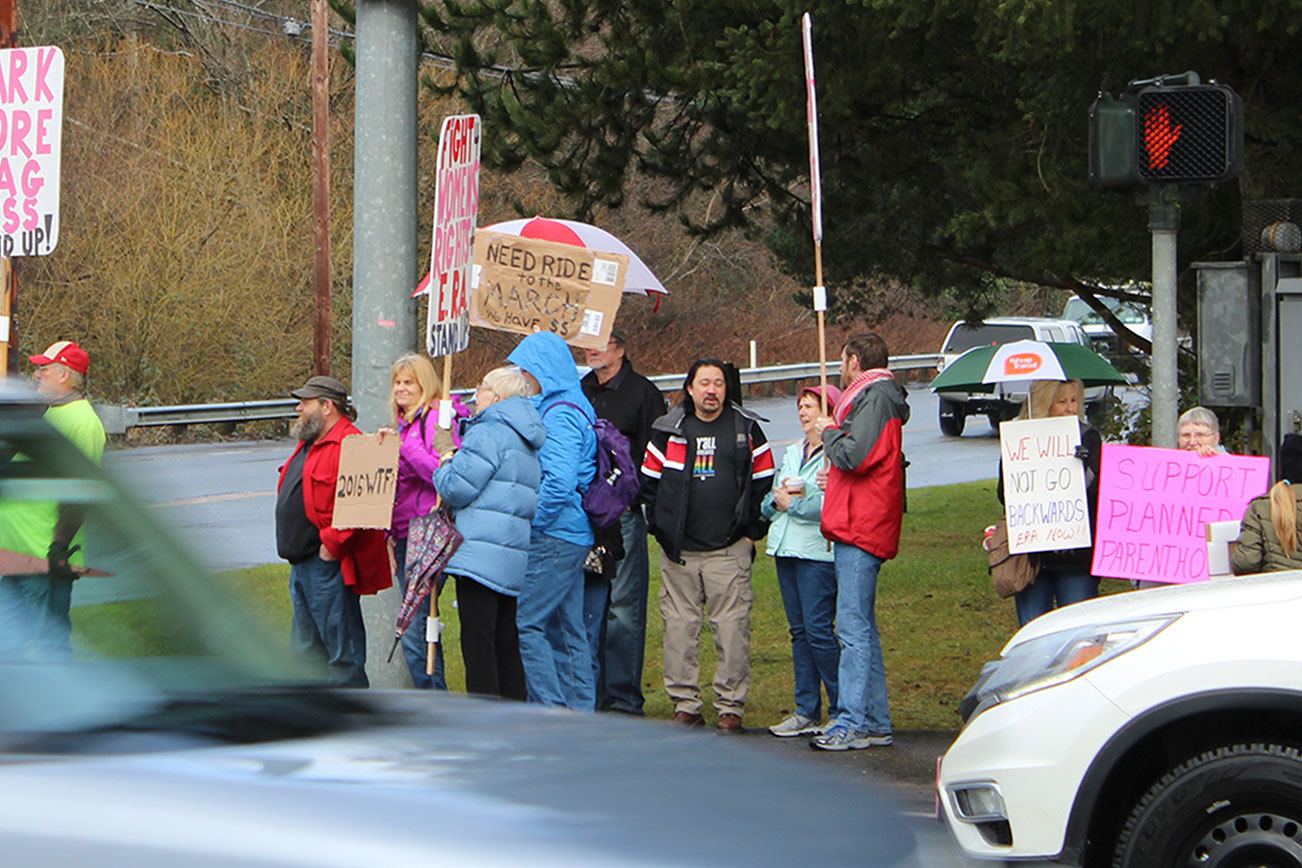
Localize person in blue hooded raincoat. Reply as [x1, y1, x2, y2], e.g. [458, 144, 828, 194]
[507, 332, 599, 710]
[432, 365, 545, 700]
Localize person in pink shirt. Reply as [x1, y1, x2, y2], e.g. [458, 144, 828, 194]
[380, 353, 466, 689]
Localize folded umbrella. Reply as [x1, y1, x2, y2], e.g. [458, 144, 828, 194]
[387, 508, 463, 663]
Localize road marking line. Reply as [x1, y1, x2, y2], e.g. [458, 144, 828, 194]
[151, 491, 274, 508]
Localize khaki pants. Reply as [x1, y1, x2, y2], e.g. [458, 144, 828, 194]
[659, 538, 753, 716]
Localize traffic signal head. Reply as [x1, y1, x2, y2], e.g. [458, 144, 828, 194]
[1089, 81, 1244, 188]
[1135, 85, 1243, 183]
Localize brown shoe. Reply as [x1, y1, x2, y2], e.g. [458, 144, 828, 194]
[670, 710, 704, 727]
[715, 713, 744, 734]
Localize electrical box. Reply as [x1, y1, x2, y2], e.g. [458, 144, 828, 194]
[1275, 276, 1302, 454]
[1195, 261, 1258, 407]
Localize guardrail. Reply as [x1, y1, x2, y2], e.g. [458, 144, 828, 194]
[100, 354, 942, 433]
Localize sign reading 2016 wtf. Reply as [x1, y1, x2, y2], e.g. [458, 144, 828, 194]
[0, 47, 62, 257]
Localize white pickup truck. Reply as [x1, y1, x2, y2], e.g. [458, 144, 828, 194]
[935, 317, 1101, 436]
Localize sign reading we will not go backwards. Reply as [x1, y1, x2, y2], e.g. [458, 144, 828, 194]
[0, 47, 63, 257]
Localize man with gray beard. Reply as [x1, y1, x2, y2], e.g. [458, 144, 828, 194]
[276, 376, 391, 686]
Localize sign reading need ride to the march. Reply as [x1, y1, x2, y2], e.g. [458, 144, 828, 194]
[1000, 416, 1091, 555]
[1092, 444, 1269, 584]
[470, 230, 627, 350]
[0, 47, 63, 257]
[425, 114, 481, 357]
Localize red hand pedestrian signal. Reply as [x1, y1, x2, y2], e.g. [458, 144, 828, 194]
[1142, 103, 1182, 170]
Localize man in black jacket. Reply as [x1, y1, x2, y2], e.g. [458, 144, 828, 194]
[641, 359, 774, 732]
[581, 331, 667, 715]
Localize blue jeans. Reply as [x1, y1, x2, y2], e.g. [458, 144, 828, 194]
[517, 533, 593, 710]
[775, 556, 841, 721]
[832, 543, 890, 734]
[392, 538, 447, 691]
[0, 574, 74, 659]
[583, 574, 609, 696]
[289, 555, 368, 687]
[1014, 565, 1099, 626]
[598, 507, 650, 713]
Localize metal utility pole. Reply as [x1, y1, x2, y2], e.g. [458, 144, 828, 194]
[310, 0, 332, 376]
[0, 0, 17, 377]
[352, 0, 420, 690]
[351, 0, 419, 428]
[1149, 189, 1180, 447]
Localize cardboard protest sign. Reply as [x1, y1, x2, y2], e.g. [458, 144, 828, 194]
[426, 114, 481, 357]
[1092, 445, 1269, 584]
[470, 230, 627, 350]
[331, 434, 400, 530]
[1000, 416, 1090, 554]
[0, 47, 63, 257]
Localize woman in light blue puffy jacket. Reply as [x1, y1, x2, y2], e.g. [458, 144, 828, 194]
[761, 384, 843, 738]
[433, 366, 545, 701]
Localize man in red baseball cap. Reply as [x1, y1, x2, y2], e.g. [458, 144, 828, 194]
[0, 339, 105, 657]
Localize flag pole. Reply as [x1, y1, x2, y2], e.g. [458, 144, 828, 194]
[801, 13, 829, 416]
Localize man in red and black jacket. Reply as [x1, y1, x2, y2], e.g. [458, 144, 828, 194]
[810, 333, 909, 751]
[276, 376, 391, 687]
[641, 359, 774, 733]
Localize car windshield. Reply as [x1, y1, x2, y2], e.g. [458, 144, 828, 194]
[0, 401, 319, 746]
[944, 323, 1034, 353]
[1063, 297, 1149, 326]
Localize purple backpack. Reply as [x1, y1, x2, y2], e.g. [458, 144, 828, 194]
[547, 401, 642, 529]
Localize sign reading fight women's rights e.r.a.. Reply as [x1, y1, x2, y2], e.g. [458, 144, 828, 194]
[1000, 417, 1090, 555]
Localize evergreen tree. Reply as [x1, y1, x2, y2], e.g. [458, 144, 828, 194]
[417, 0, 1300, 333]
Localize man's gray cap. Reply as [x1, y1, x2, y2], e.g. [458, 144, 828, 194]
[290, 375, 349, 403]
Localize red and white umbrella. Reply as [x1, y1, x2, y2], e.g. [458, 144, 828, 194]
[482, 217, 668, 296]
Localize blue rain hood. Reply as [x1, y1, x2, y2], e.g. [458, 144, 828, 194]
[508, 332, 581, 399]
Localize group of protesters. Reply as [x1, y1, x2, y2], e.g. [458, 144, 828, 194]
[992, 382, 1302, 627]
[276, 329, 909, 751]
[8, 330, 1301, 749]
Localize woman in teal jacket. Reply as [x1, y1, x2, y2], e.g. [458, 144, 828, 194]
[761, 385, 842, 738]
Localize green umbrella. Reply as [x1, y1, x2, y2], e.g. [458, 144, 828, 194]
[930, 340, 1127, 393]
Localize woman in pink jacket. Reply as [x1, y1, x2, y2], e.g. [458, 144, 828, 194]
[382, 353, 466, 690]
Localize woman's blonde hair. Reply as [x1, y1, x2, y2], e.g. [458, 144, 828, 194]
[1017, 379, 1085, 421]
[480, 365, 535, 401]
[1269, 480, 1299, 558]
[389, 353, 441, 424]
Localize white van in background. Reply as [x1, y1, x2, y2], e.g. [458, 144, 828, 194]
[1062, 294, 1152, 355]
[935, 317, 1099, 437]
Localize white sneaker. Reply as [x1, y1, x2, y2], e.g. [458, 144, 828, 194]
[810, 726, 894, 751]
[768, 714, 822, 737]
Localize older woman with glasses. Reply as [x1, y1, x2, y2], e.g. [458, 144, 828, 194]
[432, 367, 546, 700]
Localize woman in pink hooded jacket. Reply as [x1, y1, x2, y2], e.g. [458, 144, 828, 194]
[381, 353, 467, 689]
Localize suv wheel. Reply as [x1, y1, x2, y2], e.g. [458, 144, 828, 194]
[938, 400, 966, 437]
[1112, 743, 1302, 868]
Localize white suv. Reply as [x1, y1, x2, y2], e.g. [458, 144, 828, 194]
[935, 317, 1098, 437]
[938, 572, 1302, 866]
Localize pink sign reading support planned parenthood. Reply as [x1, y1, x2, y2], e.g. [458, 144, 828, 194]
[1092, 444, 1270, 584]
